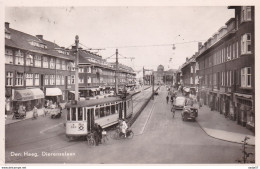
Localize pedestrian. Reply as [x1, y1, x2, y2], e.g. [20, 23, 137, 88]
[33, 106, 38, 119]
[166, 95, 169, 104]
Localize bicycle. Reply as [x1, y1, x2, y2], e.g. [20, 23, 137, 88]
[86, 132, 96, 146]
[111, 128, 134, 140]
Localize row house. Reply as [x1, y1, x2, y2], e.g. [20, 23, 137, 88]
[76, 48, 136, 99]
[5, 22, 75, 114]
[5, 22, 137, 114]
[180, 55, 198, 88]
[196, 6, 254, 132]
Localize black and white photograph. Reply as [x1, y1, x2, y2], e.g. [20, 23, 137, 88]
[2, 1, 258, 166]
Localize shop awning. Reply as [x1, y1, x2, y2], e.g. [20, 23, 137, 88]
[69, 91, 80, 94]
[183, 87, 190, 93]
[234, 93, 252, 99]
[46, 88, 62, 96]
[29, 88, 44, 99]
[13, 88, 44, 101]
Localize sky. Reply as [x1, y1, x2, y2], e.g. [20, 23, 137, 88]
[5, 6, 234, 72]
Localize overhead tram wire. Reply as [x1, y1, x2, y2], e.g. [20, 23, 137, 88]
[101, 39, 207, 49]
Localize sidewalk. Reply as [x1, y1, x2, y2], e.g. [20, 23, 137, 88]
[5, 108, 44, 125]
[196, 104, 255, 145]
[5, 86, 151, 126]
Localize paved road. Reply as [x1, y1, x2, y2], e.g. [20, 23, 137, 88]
[6, 86, 251, 164]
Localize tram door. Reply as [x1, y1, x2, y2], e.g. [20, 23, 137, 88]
[119, 102, 123, 119]
[87, 108, 94, 132]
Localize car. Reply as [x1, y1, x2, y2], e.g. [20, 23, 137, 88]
[174, 96, 186, 109]
[181, 98, 198, 122]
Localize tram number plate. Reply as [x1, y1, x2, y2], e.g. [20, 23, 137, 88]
[71, 124, 77, 129]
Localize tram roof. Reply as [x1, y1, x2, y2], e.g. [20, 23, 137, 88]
[65, 95, 132, 108]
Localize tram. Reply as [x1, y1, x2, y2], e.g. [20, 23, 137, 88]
[65, 94, 133, 140]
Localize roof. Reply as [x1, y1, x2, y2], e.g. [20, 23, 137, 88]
[5, 27, 74, 61]
[65, 95, 132, 108]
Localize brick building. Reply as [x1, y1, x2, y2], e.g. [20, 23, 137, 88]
[5, 22, 75, 114]
[196, 6, 254, 132]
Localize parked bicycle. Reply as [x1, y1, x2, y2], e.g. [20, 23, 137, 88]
[236, 136, 255, 163]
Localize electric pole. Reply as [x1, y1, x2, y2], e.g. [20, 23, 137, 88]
[75, 35, 79, 101]
[115, 49, 119, 95]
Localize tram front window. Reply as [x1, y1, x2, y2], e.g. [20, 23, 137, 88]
[78, 108, 83, 121]
[72, 108, 76, 121]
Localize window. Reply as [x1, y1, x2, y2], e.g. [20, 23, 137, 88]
[241, 67, 251, 87]
[61, 75, 64, 85]
[50, 75, 55, 85]
[233, 43, 235, 59]
[26, 54, 33, 66]
[35, 74, 39, 86]
[190, 77, 193, 84]
[6, 72, 13, 86]
[67, 76, 71, 85]
[56, 59, 61, 70]
[50, 58, 55, 69]
[15, 72, 23, 86]
[241, 33, 252, 55]
[43, 56, 49, 68]
[62, 61, 66, 70]
[71, 75, 75, 84]
[79, 77, 84, 84]
[5, 49, 13, 64]
[44, 75, 49, 85]
[87, 77, 91, 84]
[79, 67, 84, 73]
[15, 50, 24, 65]
[5, 33, 11, 39]
[56, 75, 61, 85]
[26, 73, 33, 86]
[241, 6, 252, 23]
[35, 55, 41, 67]
[190, 67, 193, 73]
[236, 41, 239, 58]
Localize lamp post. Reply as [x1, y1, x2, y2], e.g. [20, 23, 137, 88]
[75, 35, 79, 101]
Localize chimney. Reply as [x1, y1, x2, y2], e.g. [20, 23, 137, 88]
[198, 42, 202, 50]
[36, 35, 43, 40]
[5, 22, 10, 29]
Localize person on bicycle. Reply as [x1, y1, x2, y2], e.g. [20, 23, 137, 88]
[166, 95, 169, 104]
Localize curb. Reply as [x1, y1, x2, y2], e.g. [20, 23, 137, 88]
[128, 87, 158, 127]
[196, 119, 255, 146]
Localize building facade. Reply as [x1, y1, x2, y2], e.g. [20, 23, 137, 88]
[5, 22, 136, 114]
[196, 6, 254, 132]
[5, 22, 75, 114]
